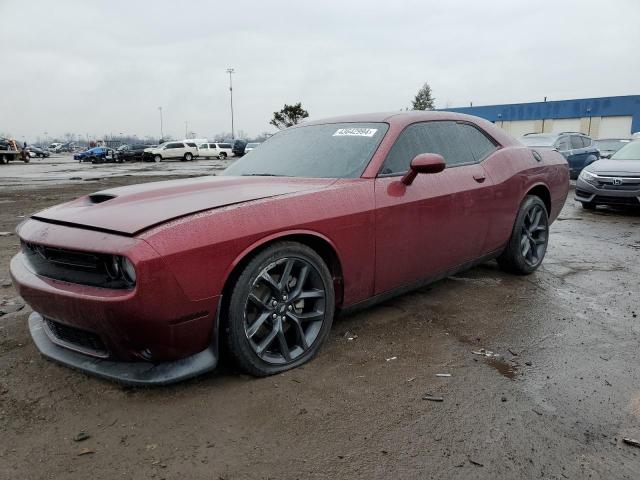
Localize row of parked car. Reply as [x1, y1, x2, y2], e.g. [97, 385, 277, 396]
[518, 131, 640, 210]
[73, 139, 261, 163]
[519, 132, 631, 179]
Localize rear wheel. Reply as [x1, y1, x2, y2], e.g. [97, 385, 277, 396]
[497, 195, 549, 275]
[226, 242, 335, 376]
[581, 201, 596, 210]
[219, 152, 227, 159]
[184, 152, 193, 161]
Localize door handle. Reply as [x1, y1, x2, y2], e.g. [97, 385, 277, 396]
[473, 174, 486, 183]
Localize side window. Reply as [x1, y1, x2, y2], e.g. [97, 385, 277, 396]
[199, 144, 208, 149]
[456, 123, 497, 162]
[380, 121, 475, 175]
[570, 136, 583, 149]
[582, 136, 591, 147]
[555, 137, 570, 151]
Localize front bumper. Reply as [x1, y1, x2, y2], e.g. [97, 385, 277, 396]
[575, 176, 640, 206]
[29, 311, 218, 385]
[10, 219, 223, 384]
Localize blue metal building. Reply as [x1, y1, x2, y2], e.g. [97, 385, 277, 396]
[444, 95, 640, 139]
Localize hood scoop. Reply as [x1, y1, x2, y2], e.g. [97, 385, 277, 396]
[87, 193, 116, 204]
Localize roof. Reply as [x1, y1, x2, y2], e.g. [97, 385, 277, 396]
[299, 110, 520, 147]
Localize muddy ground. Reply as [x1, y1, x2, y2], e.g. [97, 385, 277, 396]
[1, 169, 640, 479]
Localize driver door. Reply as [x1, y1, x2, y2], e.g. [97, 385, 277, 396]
[374, 121, 495, 294]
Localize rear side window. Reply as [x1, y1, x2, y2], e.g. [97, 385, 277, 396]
[186, 142, 197, 147]
[582, 136, 592, 147]
[220, 143, 232, 148]
[380, 121, 494, 174]
[571, 136, 584, 149]
[456, 123, 497, 162]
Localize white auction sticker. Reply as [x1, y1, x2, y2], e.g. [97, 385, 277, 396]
[333, 128, 378, 137]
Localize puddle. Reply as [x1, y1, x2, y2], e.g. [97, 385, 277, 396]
[486, 357, 518, 380]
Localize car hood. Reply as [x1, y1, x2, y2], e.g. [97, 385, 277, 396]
[586, 159, 640, 176]
[32, 176, 337, 236]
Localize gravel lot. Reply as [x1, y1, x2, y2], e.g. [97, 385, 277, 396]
[1, 162, 640, 479]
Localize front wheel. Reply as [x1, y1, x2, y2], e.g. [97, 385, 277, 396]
[154, 154, 162, 163]
[226, 242, 335, 376]
[497, 195, 549, 275]
[218, 152, 227, 159]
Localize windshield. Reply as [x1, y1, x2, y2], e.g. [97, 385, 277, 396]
[611, 141, 640, 160]
[595, 139, 630, 152]
[223, 123, 388, 178]
[520, 135, 556, 147]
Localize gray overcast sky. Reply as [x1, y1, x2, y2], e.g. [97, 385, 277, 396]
[1, 0, 639, 142]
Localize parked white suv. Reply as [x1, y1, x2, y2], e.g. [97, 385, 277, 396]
[144, 141, 199, 162]
[197, 142, 234, 159]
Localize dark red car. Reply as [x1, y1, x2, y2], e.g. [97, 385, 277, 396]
[10, 112, 569, 385]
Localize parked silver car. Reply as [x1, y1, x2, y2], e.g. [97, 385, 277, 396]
[575, 140, 640, 209]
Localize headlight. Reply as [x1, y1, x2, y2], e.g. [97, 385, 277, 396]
[105, 255, 136, 287]
[579, 170, 598, 185]
[120, 257, 136, 285]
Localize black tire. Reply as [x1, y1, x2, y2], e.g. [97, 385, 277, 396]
[497, 195, 549, 275]
[218, 152, 227, 159]
[581, 201, 596, 210]
[183, 152, 193, 161]
[225, 241, 335, 377]
[0, 155, 6, 165]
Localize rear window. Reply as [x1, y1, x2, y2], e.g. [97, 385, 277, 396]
[186, 142, 197, 147]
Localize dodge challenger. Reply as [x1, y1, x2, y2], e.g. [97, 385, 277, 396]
[9, 111, 569, 385]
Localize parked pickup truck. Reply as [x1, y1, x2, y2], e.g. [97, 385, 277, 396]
[0, 138, 29, 164]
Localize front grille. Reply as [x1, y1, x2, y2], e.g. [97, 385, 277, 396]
[593, 195, 640, 205]
[44, 318, 109, 358]
[22, 242, 132, 289]
[593, 176, 640, 191]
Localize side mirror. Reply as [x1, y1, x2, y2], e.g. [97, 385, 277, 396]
[401, 153, 446, 185]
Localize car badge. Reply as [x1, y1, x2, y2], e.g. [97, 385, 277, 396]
[612, 178, 623, 186]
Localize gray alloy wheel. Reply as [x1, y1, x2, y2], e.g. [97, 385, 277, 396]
[184, 152, 193, 161]
[154, 154, 162, 163]
[226, 242, 335, 376]
[497, 195, 549, 275]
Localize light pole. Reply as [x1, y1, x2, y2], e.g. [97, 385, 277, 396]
[226, 68, 235, 139]
[185, 121, 188, 139]
[158, 106, 164, 142]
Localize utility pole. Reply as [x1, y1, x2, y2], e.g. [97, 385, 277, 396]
[185, 121, 188, 139]
[226, 68, 235, 139]
[158, 106, 164, 141]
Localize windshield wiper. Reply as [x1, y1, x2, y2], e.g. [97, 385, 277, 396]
[241, 173, 287, 177]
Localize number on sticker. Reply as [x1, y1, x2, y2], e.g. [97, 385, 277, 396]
[333, 128, 378, 137]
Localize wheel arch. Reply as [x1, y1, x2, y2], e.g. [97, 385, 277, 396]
[219, 230, 345, 324]
[524, 183, 551, 215]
